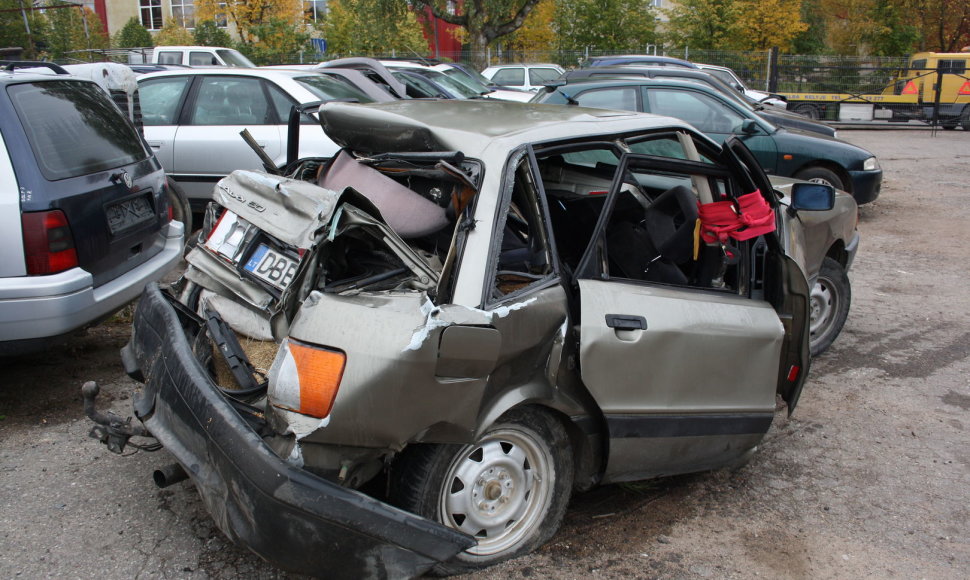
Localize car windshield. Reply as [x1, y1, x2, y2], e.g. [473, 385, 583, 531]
[420, 70, 482, 98]
[295, 75, 374, 103]
[217, 49, 256, 67]
[440, 66, 494, 90]
[8, 80, 149, 181]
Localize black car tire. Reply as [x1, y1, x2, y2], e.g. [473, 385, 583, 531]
[391, 407, 573, 575]
[960, 107, 970, 131]
[793, 103, 821, 120]
[795, 166, 845, 192]
[810, 257, 851, 356]
[166, 176, 193, 238]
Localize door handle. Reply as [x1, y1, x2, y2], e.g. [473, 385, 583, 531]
[147, 140, 162, 149]
[605, 314, 647, 331]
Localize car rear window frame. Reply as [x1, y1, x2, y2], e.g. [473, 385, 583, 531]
[7, 79, 150, 181]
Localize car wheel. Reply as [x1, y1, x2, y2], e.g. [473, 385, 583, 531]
[166, 176, 193, 238]
[809, 257, 851, 356]
[960, 108, 970, 131]
[793, 103, 821, 120]
[794, 166, 845, 191]
[391, 407, 573, 574]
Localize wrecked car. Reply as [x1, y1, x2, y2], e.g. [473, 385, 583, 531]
[87, 100, 858, 578]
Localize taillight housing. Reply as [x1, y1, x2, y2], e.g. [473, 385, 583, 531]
[22, 210, 79, 275]
[269, 338, 346, 419]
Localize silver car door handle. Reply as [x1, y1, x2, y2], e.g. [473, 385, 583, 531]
[605, 314, 647, 331]
[147, 140, 163, 149]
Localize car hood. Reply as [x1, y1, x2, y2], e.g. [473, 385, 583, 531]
[771, 127, 873, 164]
[759, 109, 836, 137]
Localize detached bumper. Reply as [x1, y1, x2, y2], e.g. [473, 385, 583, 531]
[123, 283, 473, 579]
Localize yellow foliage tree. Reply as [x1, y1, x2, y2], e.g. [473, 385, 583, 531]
[154, 21, 195, 45]
[323, 0, 428, 56]
[195, 0, 302, 44]
[732, 0, 808, 51]
[506, 0, 557, 55]
[819, 0, 880, 54]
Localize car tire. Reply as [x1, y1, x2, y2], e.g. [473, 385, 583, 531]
[809, 257, 851, 356]
[166, 176, 193, 238]
[795, 166, 845, 192]
[391, 407, 573, 575]
[960, 107, 970, 131]
[793, 103, 821, 120]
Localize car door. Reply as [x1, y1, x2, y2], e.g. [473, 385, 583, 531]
[642, 87, 780, 173]
[173, 75, 284, 201]
[139, 74, 192, 180]
[570, 144, 789, 483]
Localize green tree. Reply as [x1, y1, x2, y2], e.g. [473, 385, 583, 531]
[558, 0, 658, 52]
[866, 0, 920, 55]
[662, 0, 740, 50]
[246, 18, 311, 63]
[0, 0, 49, 59]
[193, 20, 233, 47]
[44, 3, 108, 60]
[792, 0, 828, 54]
[323, 0, 427, 56]
[410, 0, 544, 68]
[154, 20, 195, 45]
[114, 17, 153, 48]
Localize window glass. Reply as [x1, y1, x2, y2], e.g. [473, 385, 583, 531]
[189, 52, 219, 66]
[140, 0, 162, 30]
[491, 68, 525, 86]
[171, 0, 195, 28]
[491, 156, 554, 300]
[304, 0, 326, 21]
[217, 49, 256, 67]
[579, 158, 741, 291]
[189, 77, 270, 125]
[939, 59, 967, 75]
[529, 68, 561, 84]
[156, 51, 183, 65]
[295, 75, 374, 103]
[9, 81, 149, 181]
[138, 75, 191, 125]
[645, 89, 745, 133]
[575, 87, 638, 111]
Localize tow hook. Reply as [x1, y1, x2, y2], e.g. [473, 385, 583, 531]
[82, 381, 158, 454]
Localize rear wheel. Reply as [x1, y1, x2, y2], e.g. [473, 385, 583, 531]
[392, 407, 573, 575]
[794, 166, 845, 192]
[793, 103, 821, 120]
[809, 257, 851, 356]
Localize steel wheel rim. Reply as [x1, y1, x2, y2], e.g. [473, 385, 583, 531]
[810, 275, 838, 341]
[807, 176, 834, 187]
[439, 427, 553, 556]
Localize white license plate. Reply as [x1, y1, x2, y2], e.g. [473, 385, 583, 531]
[243, 244, 298, 290]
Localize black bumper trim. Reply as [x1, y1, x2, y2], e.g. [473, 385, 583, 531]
[606, 413, 774, 439]
[126, 283, 474, 579]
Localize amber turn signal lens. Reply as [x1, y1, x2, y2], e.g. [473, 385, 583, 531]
[288, 341, 346, 418]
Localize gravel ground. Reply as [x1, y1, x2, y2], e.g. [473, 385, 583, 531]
[1, 128, 968, 579]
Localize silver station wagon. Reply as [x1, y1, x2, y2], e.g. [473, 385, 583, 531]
[86, 100, 859, 577]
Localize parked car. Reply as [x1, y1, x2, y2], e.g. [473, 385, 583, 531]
[585, 54, 697, 68]
[86, 99, 859, 577]
[150, 45, 256, 67]
[137, 68, 381, 210]
[481, 63, 566, 92]
[558, 66, 836, 137]
[0, 63, 183, 355]
[695, 63, 788, 108]
[383, 60, 534, 102]
[534, 77, 882, 203]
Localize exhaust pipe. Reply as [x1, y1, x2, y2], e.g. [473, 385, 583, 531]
[153, 463, 189, 488]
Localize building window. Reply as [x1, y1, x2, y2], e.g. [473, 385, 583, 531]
[171, 0, 195, 28]
[140, 0, 162, 30]
[215, 1, 228, 27]
[651, 0, 662, 7]
[304, 0, 327, 22]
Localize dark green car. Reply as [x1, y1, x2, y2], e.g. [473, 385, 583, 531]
[534, 77, 882, 204]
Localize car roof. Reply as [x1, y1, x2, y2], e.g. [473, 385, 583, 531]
[138, 67, 313, 80]
[484, 63, 564, 69]
[317, 99, 697, 157]
[587, 55, 697, 68]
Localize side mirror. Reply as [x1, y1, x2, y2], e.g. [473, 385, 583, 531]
[790, 182, 835, 211]
[734, 83, 745, 92]
[739, 119, 761, 134]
